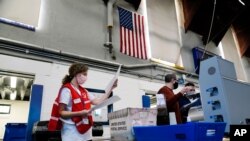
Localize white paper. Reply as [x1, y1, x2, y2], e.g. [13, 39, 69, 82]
[156, 94, 166, 108]
[169, 112, 177, 125]
[90, 95, 121, 112]
[104, 65, 121, 94]
[183, 98, 200, 109]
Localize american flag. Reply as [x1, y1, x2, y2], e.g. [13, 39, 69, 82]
[118, 7, 148, 60]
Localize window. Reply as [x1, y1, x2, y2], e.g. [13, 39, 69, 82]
[0, 72, 34, 101]
[0, 0, 41, 30]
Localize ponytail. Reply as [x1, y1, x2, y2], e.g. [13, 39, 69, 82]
[62, 75, 72, 85]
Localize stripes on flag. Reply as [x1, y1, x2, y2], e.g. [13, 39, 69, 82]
[118, 7, 148, 60]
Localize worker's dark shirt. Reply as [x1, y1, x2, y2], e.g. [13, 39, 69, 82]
[179, 96, 191, 123]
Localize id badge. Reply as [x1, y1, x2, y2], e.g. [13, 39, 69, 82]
[73, 98, 81, 104]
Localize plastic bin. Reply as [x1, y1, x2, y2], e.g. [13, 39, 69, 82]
[3, 123, 27, 141]
[133, 122, 226, 141]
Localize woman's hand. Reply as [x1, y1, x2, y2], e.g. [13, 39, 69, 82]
[91, 79, 118, 105]
[80, 110, 91, 117]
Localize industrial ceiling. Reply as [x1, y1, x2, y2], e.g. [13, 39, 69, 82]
[182, 0, 250, 57]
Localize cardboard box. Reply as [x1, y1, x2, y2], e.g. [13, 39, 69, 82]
[108, 108, 157, 141]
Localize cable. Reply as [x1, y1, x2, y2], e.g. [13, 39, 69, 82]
[201, 0, 216, 59]
[186, 0, 217, 79]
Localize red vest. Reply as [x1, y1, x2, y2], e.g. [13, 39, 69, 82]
[48, 83, 93, 134]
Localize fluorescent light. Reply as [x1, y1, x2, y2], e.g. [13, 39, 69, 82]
[151, 105, 157, 108]
[239, 0, 245, 6]
[10, 77, 17, 88]
[150, 58, 176, 67]
[150, 58, 185, 70]
[10, 91, 17, 100]
[0, 17, 35, 31]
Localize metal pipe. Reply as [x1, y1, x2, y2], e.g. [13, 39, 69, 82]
[0, 37, 198, 79]
[107, 0, 115, 27]
[0, 68, 35, 79]
[122, 63, 198, 77]
[155, 64, 198, 76]
[104, 0, 116, 54]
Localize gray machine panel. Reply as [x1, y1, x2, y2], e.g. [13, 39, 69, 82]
[199, 56, 250, 133]
[217, 58, 237, 79]
[223, 78, 250, 124]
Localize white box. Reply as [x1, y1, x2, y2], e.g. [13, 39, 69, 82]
[108, 108, 157, 141]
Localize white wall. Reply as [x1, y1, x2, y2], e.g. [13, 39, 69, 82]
[0, 53, 198, 138]
[1, 0, 249, 82]
[147, 0, 181, 64]
[221, 29, 247, 81]
[0, 100, 30, 139]
[0, 54, 165, 138]
[0, 0, 148, 65]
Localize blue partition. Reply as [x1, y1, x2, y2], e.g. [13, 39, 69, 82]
[192, 47, 215, 74]
[26, 84, 43, 141]
[142, 95, 150, 108]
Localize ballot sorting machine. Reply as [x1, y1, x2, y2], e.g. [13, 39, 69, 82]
[199, 56, 250, 133]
